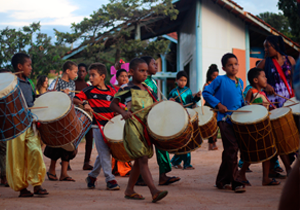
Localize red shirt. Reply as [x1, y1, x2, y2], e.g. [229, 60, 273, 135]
[75, 85, 117, 126]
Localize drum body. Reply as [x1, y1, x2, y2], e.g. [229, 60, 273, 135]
[61, 107, 92, 151]
[32, 92, 82, 147]
[147, 101, 192, 152]
[269, 107, 299, 155]
[193, 106, 218, 139]
[231, 105, 277, 163]
[104, 115, 132, 162]
[0, 73, 32, 141]
[171, 108, 202, 155]
[283, 97, 300, 132]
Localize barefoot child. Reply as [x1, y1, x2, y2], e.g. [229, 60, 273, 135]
[239, 67, 280, 186]
[6, 53, 48, 197]
[44, 61, 78, 181]
[110, 58, 168, 202]
[74, 63, 120, 190]
[203, 53, 246, 193]
[168, 71, 201, 170]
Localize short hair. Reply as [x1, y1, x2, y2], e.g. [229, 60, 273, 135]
[176, 71, 188, 80]
[248, 68, 264, 86]
[140, 56, 154, 65]
[89, 63, 107, 78]
[221, 53, 237, 67]
[129, 58, 147, 71]
[63, 61, 77, 72]
[206, 64, 219, 83]
[0, 68, 11, 73]
[78, 63, 87, 70]
[116, 69, 127, 79]
[11, 53, 30, 71]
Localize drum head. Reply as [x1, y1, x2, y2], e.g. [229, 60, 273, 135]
[103, 115, 125, 142]
[231, 105, 268, 124]
[0, 73, 18, 98]
[194, 106, 214, 126]
[269, 107, 291, 120]
[147, 101, 188, 137]
[283, 97, 300, 115]
[32, 92, 72, 122]
[186, 108, 197, 122]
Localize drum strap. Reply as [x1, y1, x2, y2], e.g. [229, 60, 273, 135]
[177, 89, 183, 104]
[144, 85, 158, 102]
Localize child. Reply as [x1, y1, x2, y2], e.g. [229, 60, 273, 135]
[73, 63, 120, 190]
[75, 63, 94, 170]
[239, 68, 280, 186]
[36, 75, 48, 95]
[110, 58, 168, 202]
[142, 56, 180, 185]
[111, 68, 132, 177]
[44, 61, 78, 181]
[203, 64, 219, 150]
[202, 53, 245, 193]
[169, 71, 201, 170]
[6, 53, 48, 197]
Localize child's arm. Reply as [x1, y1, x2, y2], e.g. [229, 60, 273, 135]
[110, 98, 132, 120]
[73, 91, 93, 112]
[245, 89, 253, 104]
[202, 77, 225, 110]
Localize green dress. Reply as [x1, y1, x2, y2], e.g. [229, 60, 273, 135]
[115, 82, 154, 159]
[144, 75, 172, 174]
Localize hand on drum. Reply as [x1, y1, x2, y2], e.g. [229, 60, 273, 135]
[63, 88, 70, 95]
[265, 84, 275, 95]
[217, 103, 228, 113]
[121, 111, 132, 120]
[84, 104, 93, 112]
[196, 90, 202, 98]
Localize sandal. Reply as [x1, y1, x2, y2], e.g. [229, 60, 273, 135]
[152, 191, 168, 203]
[184, 166, 195, 170]
[263, 178, 280, 186]
[19, 189, 34, 197]
[124, 193, 145, 200]
[60, 177, 75, 182]
[47, 172, 58, 181]
[34, 188, 49, 195]
[234, 185, 246, 193]
[172, 165, 183, 169]
[241, 180, 251, 186]
[159, 176, 181, 185]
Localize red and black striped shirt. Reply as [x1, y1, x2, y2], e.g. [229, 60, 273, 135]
[74, 85, 117, 126]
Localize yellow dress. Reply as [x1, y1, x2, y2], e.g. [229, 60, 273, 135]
[115, 85, 154, 160]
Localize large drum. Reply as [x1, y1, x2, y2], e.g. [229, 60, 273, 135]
[269, 107, 299, 155]
[61, 107, 92, 151]
[231, 105, 277, 163]
[31, 92, 82, 147]
[283, 97, 300, 132]
[170, 108, 202, 154]
[147, 100, 193, 152]
[103, 115, 133, 162]
[0, 73, 32, 141]
[194, 106, 218, 139]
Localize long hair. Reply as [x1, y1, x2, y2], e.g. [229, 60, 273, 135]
[36, 75, 48, 93]
[206, 64, 219, 83]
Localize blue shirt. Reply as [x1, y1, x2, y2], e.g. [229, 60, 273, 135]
[202, 75, 244, 123]
[168, 86, 200, 108]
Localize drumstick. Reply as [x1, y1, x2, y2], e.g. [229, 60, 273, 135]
[121, 101, 162, 120]
[13, 71, 24, 75]
[274, 93, 295, 103]
[250, 92, 260, 104]
[284, 102, 300, 108]
[61, 89, 81, 93]
[173, 88, 188, 100]
[53, 76, 59, 91]
[183, 102, 194, 107]
[200, 88, 204, 115]
[210, 109, 252, 113]
[252, 102, 280, 105]
[28, 106, 48, 110]
[92, 111, 114, 123]
[151, 79, 168, 100]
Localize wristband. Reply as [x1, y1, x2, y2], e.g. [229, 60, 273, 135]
[82, 101, 88, 106]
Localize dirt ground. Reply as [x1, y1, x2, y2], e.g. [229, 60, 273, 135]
[0, 140, 289, 210]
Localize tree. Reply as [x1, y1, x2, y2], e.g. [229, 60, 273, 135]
[55, 0, 179, 65]
[0, 22, 70, 78]
[257, 12, 292, 38]
[278, 0, 300, 43]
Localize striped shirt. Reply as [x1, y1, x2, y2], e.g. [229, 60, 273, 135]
[74, 85, 117, 126]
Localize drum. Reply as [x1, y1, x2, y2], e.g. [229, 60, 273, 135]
[147, 100, 193, 152]
[61, 107, 92, 151]
[193, 106, 218, 139]
[31, 92, 82, 147]
[103, 115, 133, 162]
[171, 108, 202, 154]
[269, 107, 299, 155]
[0, 73, 32, 141]
[231, 105, 277, 163]
[283, 97, 300, 132]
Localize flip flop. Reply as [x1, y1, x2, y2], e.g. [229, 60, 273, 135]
[34, 188, 49, 195]
[263, 178, 280, 186]
[124, 193, 145, 200]
[159, 176, 181, 185]
[19, 189, 33, 197]
[152, 190, 168, 203]
[172, 165, 183, 169]
[60, 177, 75, 182]
[183, 166, 195, 170]
[47, 172, 58, 181]
[241, 180, 251, 186]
